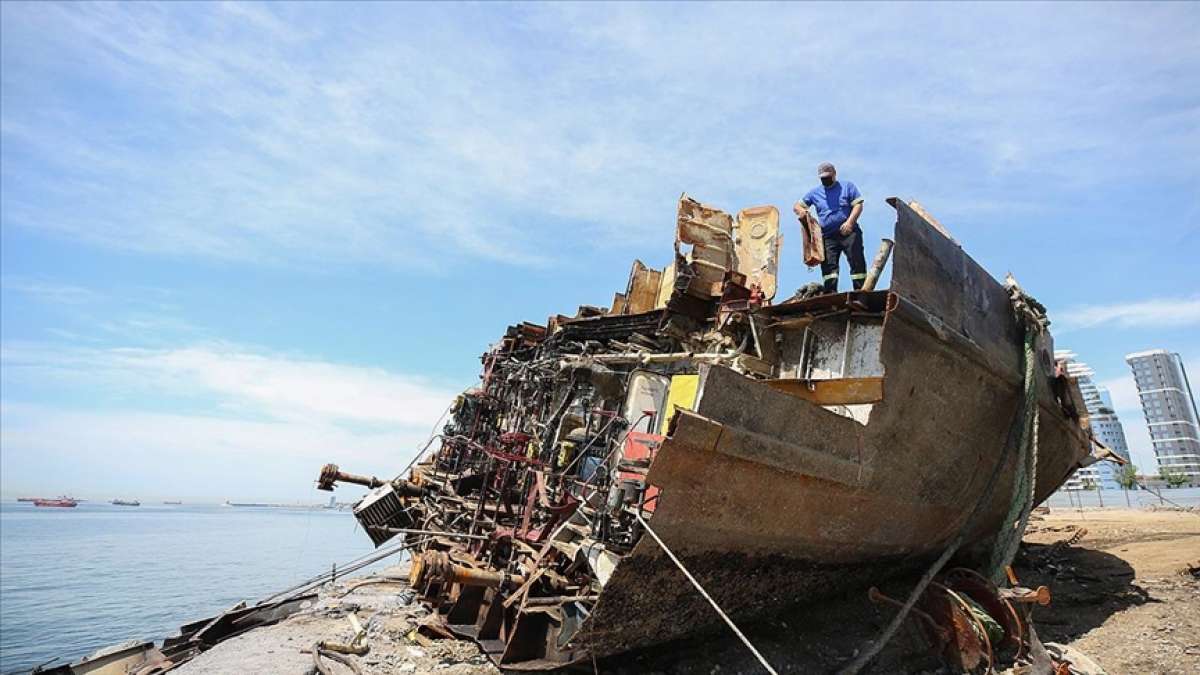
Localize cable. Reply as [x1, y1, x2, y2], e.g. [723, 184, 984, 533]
[635, 513, 779, 675]
[1133, 479, 1200, 514]
[399, 383, 476, 475]
[259, 537, 429, 605]
[838, 282, 1045, 674]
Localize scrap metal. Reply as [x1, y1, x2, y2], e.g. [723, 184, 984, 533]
[319, 194, 1096, 670]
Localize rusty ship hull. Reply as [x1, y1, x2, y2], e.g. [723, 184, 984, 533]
[321, 197, 1092, 669]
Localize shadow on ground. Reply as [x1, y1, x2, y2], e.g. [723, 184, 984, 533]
[1011, 542, 1151, 644]
[587, 542, 1143, 674]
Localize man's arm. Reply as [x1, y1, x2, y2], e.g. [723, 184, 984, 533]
[840, 202, 863, 235]
[839, 183, 864, 235]
[793, 191, 814, 217]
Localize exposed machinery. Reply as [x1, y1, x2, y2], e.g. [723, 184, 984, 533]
[318, 195, 1095, 670]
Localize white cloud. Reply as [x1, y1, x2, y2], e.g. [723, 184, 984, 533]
[0, 402, 417, 500]
[2, 3, 1195, 269]
[1056, 296, 1200, 331]
[0, 342, 463, 499]
[1, 342, 457, 428]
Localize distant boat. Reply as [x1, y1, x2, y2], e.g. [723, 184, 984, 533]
[17, 497, 38, 502]
[162, 500, 182, 505]
[224, 501, 269, 507]
[111, 499, 141, 507]
[34, 497, 77, 508]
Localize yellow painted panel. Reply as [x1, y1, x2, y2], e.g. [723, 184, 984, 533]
[660, 374, 700, 434]
[654, 260, 676, 310]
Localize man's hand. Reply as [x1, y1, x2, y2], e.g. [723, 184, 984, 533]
[792, 200, 807, 217]
[840, 202, 864, 235]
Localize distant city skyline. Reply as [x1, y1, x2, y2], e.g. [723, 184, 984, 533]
[1126, 350, 1200, 486]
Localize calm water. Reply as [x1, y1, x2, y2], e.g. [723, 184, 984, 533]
[0, 500, 383, 674]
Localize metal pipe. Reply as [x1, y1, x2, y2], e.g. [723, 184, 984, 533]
[524, 594, 600, 606]
[861, 238, 894, 292]
[316, 463, 384, 491]
[374, 526, 490, 541]
[1000, 585, 1051, 606]
[839, 317, 854, 378]
[446, 564, 527, 588]
[560, 350, 740, 367]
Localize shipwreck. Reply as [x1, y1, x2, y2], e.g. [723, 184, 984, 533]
[318, 196, 1095, 671]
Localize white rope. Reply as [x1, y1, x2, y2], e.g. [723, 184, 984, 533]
[634, 513, 779, 675]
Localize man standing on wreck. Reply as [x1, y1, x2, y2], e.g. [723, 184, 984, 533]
[795, 162, 867, 293]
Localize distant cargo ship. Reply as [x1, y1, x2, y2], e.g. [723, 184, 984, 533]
[163, 500, 183, 505]
[111, 499, 141, 507]
[34, 497, 78, 508]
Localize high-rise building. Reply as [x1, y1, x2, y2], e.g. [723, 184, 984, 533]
[1125, 349, 1200, 486]
[1055, 351, 1132, 489]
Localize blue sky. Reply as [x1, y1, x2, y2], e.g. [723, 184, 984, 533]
[2, 2, 1198, 501]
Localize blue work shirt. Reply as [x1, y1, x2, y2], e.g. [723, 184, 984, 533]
[803, 181, 864, 237]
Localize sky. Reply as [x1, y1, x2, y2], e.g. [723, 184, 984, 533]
[1, 2, 1198, 501]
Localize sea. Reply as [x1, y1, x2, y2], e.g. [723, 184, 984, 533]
[0, 500, 385, 674]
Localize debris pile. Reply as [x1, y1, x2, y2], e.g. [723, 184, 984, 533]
[318, 194, 1096, 671]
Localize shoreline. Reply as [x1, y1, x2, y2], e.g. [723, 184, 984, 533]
[52, 506, 1198, 674]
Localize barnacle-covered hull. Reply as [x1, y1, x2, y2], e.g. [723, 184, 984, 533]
[321, 198, 1092, 669]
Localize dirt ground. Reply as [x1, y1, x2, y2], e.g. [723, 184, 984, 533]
[601, 507, 1200, 674]
[1016, 507, 1200, 675]
[173, 507, 1198, 674]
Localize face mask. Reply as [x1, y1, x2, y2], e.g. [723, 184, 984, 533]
[821, 177, 835, 187]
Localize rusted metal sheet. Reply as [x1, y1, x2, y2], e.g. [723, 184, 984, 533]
[764, 376, 885, 405]
[887, 196, 1033, 380]
[793, 202, 825, 266]
[734, 205, 782, 301]
[676, 194, 734, 297]
[624, 260, 663, 314]
[610, 292, 628, 315]
[65, 642, 163, 675]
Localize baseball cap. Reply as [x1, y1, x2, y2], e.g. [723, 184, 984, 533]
[817, 162, 836, 178]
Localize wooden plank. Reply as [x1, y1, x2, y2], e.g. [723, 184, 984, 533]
[763, 377, 884, 405]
